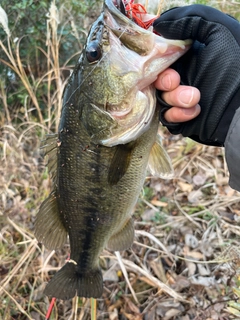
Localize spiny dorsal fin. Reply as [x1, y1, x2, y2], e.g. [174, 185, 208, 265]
[107, 218, 134, 251]
[41, 133, 58, 156]
[35, 191, 67, 250]
[108, 142, 135, 185]
[41, 133, 59, 181]
[148, 134, 174, 179]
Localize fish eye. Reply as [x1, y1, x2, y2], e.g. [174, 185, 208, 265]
[86, 42, 102, 63]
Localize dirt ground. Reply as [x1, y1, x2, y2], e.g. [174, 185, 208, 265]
[1, 1, 240, 319]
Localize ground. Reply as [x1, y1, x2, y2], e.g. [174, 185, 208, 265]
[1, 1, 240, 319]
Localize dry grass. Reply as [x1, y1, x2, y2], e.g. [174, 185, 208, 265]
[1, 1, 240, 319]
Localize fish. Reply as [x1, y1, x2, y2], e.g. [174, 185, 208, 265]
[35, 0, 191, 300]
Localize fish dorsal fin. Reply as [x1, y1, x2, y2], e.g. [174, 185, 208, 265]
[35, 191, 68, 250]
[148, 134, 174, 179]
[107, 218, 134, 251]
[108, 142, 135, 185]
[41, 133, 58, 182]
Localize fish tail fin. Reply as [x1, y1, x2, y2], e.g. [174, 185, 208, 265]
[44, 262, 103, 300]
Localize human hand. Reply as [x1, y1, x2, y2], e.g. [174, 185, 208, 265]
[154, 5, 240, 146]
[154, 68, 200, 122]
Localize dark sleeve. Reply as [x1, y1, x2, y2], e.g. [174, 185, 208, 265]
[225, 107, 240, 192]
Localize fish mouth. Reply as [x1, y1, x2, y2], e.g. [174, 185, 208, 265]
[111, 0, 126, 16]
[108, 106, 131, 119]
[90, 0, 192, 147]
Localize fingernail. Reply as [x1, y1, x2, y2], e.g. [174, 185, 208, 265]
[161, 74, 171, 90]
[179, 88, 194, 105]
[183, 104, 201, 115]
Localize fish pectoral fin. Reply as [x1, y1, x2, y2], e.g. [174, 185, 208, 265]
[108, 142, 135, 185]
[41, 133, 58, 183]
[44, 262, 103, 299]
[35, 191, 68, 250]
[148, 134, 174, 179]
[107, 218, 134, 251]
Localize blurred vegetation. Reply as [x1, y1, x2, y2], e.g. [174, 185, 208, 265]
[0, 0, 101, 63]
[1, 1, 240, 319]
[0, 0, 102, 129]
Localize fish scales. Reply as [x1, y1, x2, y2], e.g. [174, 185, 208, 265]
[35, 0, 191, 300]
[57, 100, 159, 264]
[40, 102, 159, 300]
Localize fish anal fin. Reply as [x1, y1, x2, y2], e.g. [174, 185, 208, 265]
[107, 218, 134, 251]
[108, 143, 135, 185]
[148, 134, 174, 179]
[35, 191, 67, 250]
[44, 262, 103, 299]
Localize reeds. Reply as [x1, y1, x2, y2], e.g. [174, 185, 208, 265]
[1, 0, 240, 319]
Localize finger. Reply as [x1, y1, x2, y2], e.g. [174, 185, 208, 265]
[161, 86, 200, 108]
[164, 104, 201, 122]
[154, 68, 180, 91]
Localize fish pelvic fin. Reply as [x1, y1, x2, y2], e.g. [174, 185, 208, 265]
[44, 262, 103, 300]
[107, 218, 134, 251]
[35, 191, 68, 250]
[148, 134, 174, 179]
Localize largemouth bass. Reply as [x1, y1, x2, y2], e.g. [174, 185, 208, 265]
[35, 0, 191, 300]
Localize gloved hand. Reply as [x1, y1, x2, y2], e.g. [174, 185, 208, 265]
[153, 5, 240, 146]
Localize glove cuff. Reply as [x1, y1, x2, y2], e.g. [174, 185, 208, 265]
[225, 106, 240, 192]
[212, 88, 240, 146]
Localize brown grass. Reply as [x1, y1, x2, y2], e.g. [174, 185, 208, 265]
[1, 1, 240, 319]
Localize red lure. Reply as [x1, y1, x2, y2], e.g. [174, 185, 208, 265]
[123, 0, 159, 29]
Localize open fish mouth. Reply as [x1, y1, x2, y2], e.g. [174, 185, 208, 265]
[86, 0, 191, 147]
[112, 0, 127, 15]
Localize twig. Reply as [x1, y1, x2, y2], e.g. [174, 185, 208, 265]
[135, 229, 172, 259]
[1, 287, 32, 320]
[115, 251, 139, 304]
[104, 253, 189, 303]
[91, 298, 97, 320]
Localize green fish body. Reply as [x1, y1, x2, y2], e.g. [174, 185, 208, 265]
[35, 0, 191, 300]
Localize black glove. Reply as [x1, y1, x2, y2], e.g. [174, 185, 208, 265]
[153, 5, 240, 146]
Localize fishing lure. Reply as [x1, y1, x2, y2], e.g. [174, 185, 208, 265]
[123, 0, 159, 29]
